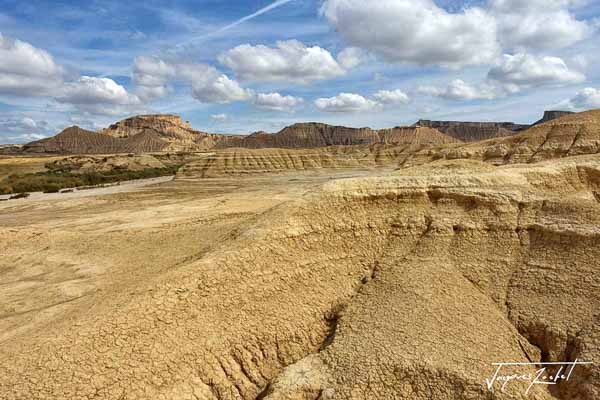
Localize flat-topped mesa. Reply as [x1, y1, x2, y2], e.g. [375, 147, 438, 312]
[414, 120, 529, 142]
[532, 110, 575, 126]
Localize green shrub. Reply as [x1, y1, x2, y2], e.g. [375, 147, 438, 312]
[0, 165, 180, 194]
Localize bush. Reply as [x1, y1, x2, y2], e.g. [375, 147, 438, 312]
[43, 183, 61, 193]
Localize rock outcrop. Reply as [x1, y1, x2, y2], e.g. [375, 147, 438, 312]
[414, 119, 529, 142]
[101, 115, 196, 139]
[100, 115, 243, 152]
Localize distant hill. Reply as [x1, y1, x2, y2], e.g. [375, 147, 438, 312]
[23, 126, 169, 154]
[413, 110, 574, 142]
[19, 117, 460, 154]
[402, 109, 600, 167]
[414, 120, 528, 142]
[217, 123, 461, 149]
[15, 110, 578, 155]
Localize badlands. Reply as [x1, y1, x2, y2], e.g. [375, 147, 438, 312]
[0, 111, 599, 399]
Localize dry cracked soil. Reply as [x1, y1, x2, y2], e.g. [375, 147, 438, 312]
[0, 155, 598, 400]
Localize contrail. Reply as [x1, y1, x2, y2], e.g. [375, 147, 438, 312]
[213, 0, 296, 35]
[173, 0, 296, 50]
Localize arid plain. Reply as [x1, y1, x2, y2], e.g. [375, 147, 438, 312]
[1, 111, 599, 399]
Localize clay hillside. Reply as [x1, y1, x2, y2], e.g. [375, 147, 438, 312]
[23, 126, 170, 154]
[402, 109, 600, 167]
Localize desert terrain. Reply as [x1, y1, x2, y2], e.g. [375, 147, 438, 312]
[0, 111, 599, 399]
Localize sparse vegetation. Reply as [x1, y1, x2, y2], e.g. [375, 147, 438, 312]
[0, 165, 180, 195]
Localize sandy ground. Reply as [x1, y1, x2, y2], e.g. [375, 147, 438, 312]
[0, 168, 381, 343]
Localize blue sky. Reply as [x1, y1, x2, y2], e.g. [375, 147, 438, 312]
[1, 0, 599, 143]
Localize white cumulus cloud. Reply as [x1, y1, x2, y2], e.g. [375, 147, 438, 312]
[337, 47, 368, 69]
[218, 40, 346, 84]
[320, 0, 499, 68]
[315, 93, 381, 113]
[561, 88, 600, 110]
[418, 79, 500, 101]
[488, 53, 585, 89]
[320, 0, 592, 68]
[57, 76, 140, 106]
[0, 33, 65, 96]
[490, 0, 591, 50]
[420, 53, 586, 102]
[210, 114, 229, 122]
[55, 76, 142, 116]
[253, 93, 304, 112]
[192, 74, 252, 104]
[0, 116, 48, 134]
[132, 56, 251, 104]
[373, 89, 410, 104]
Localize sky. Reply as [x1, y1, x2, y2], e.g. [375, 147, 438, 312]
[1, 0, 600, 143]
